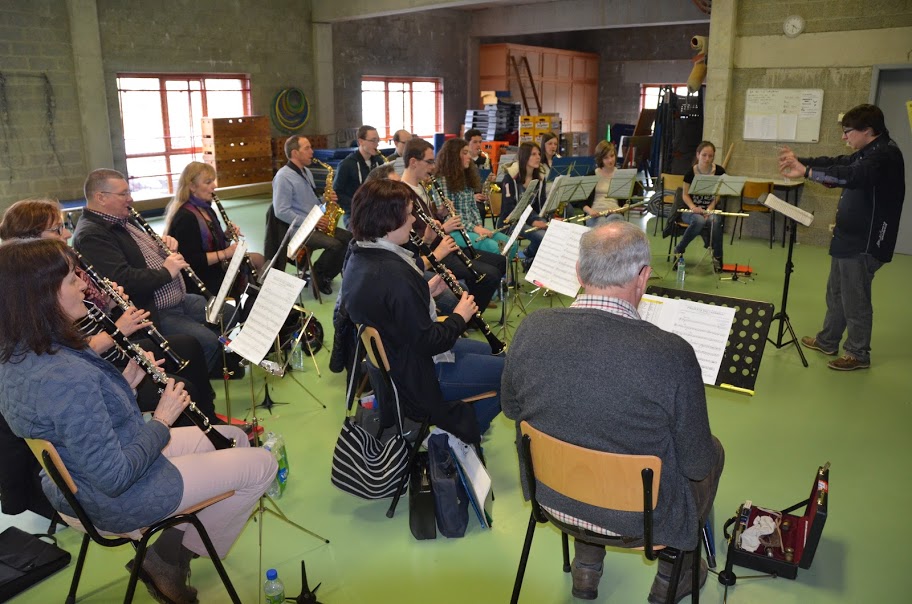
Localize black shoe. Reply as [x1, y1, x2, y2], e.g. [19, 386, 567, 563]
[318, 279, 333, 295]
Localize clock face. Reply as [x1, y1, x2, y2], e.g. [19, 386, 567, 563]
[784, 15, 805, 38]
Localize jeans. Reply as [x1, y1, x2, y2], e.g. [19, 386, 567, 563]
[522, 228, 546, 259]
[158, 294, 221, 371]
[305, 228, 353, 283]
[434, 338, 504, 435]
[453, 230, 519, 263]
[816, 254, 883, 362]
[675, 212, 723, 260]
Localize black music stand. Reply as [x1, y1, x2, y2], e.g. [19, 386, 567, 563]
[646, 286, 775, 394]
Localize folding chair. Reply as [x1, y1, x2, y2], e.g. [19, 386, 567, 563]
[730, 181, 775, 248]
[25, 438, 240, 604]
[510, 421, 701, 604]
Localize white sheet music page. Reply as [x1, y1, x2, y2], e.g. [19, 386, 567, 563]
[501, 205, 534, 256]
[227, 268, 305, 365]
[637, 294, 736, 385]
[523, 219, 587, 298]
[762, 192, 814, 226]
[286, 206, 324, 259]
[206, 240, 248, 324]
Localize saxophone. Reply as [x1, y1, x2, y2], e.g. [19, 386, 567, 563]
[311, 158, 342, 236]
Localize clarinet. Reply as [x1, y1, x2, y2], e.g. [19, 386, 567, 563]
[428, 176, 480, 260]
[128, 208, 213, 300]
[73, 250, 189, 371]
[84, 301, 236, 450]
[412, 197, 485, 283]
[409, 232, 506, 355]
[211, 194, 259, 283]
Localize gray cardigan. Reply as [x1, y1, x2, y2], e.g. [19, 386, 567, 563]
[0, 345, 182, 533]
[502, 307, 714, 549]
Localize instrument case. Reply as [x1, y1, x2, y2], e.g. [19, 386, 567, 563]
[721, 463, 829, 580]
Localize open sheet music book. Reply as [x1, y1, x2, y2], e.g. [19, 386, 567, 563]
[689, 174, 747, 197]
[502, 180, 541, 225]
[523, 219, 587, 298]
[637, 294, 736, 386]
[286, 206, 324, 260]
[540, 175, 599, 216]
[761, 192, 814, 226]
[604, 168, 639, 199]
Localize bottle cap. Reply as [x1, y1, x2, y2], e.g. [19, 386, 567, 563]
[266, 569, 278, 580]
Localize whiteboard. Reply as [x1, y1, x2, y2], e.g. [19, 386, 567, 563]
[743, 88, 824, 143]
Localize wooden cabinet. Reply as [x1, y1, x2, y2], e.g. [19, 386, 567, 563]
[479, 43, 598, 154]
[201, 116, 273, 187]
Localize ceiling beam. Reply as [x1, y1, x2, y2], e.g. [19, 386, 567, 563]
[312, 0, 499, 23]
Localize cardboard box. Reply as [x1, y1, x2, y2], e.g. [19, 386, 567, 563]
[519, 115, 534, 129]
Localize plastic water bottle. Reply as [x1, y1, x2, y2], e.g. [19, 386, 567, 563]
[264, 569, 285, 604]
[290, 335, 305, 371]
[676, 257, 686, 288]
[263, 432, 289, 498]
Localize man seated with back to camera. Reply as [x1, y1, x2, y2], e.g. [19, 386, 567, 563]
[502, 221, 724, 603]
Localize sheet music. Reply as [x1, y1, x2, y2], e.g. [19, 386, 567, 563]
[227, 268, 306, 364]
[688, 175, 723, 197]
[501, 205, 534, 256]
[762, 192, 814, 227]
[442, 429, 493, 528]
[637, 294, 736, 385]
[523, 219, 587, 298]
[504, 180, 540, 224]
[286, 206, 324, 259]
[206, 240, 248, 324]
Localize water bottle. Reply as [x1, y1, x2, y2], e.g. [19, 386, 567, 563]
[263, 432, 289, 498]
[264, 569, 285, 604]
[676, 257, 686, 288]
[290, 335, 305, 371]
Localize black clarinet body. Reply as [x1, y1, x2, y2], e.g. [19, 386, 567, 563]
[128, 207, 213, 300]
[84, 301, 236, 450]
[409, 232, 506, 355]
[412, 198, 485, 284]
[428, 176, 480, 260]
[73, 250, 189, 371]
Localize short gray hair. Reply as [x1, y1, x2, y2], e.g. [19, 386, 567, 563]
[577, 222, 650, 288]
[84, 168, 126, 201]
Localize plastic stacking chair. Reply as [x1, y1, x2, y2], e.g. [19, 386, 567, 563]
[510, 421, 701, 604]
[358, 326, 495, 519]
[25, 438, 241, 604]
[731, 181, 775, 248]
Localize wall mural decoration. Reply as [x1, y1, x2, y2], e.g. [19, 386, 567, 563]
[271, 87, 310, 134]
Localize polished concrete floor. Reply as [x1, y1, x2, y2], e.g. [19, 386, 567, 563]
[3, 196, 911, 603]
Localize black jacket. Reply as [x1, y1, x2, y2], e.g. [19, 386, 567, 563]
[340, 245, 480, 444]
[332, 151, 384, 213]
[168, 205, 226, 296]
[72, 210, 174, 325]
[800, 135, 905, 262]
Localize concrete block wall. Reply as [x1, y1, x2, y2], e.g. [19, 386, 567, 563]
[737, 0, 912, 36]
[0, 0, 88, 211]
[332, 10, 471, 136]
[96, 0, 316, 175]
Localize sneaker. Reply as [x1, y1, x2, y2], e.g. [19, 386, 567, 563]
[800, 336, 837, 356]
[828, 355, 870, 371]
[648, 557, 707, 604]
[570, 560, 603, 600]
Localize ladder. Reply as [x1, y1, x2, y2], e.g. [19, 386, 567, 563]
[510, 55, 541, 115]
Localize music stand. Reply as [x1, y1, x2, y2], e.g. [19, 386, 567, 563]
[539, 175, 600, 217]
[761, 193, 814, 367]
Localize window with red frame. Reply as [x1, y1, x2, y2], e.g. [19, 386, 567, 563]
[361, 77, 442, 141]
[116, 74, 251, 197]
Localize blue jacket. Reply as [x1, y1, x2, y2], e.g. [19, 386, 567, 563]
[0, 345, 182, 533]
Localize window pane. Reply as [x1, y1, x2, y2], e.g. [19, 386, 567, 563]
[413, 81, 435, 92]
[388, 82, 407, 92]
[120, 91, 165, 154]
[362, 90, 387, 136]
[167, 90, 194, 150]
[206, 91, 245, 119]
[168, 154, 197, 183]
[412, 91, 435, 135]
[165, 80, 190, 91]
[204, 78, 241, 91]
[126, 155, 168, 178]
[118, 77, 159, 90]
[362, 80, 386, 92]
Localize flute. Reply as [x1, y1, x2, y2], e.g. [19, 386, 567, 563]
[678, 208, 750, 217]
[211, 194, 259, 283]
[73, 250, 189, 371]
[428, 176, 480, 260]
[409, 232, 505, 355]
[128, 207, 213, 300]
[412, 197, 485, 283]
[564, 200, 650, 224]
[83, 301, 236, 450]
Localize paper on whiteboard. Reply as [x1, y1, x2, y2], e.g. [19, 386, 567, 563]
[206, 240, 248, 324]
[501, 205, 534, 256]
[637, 294, 736, 385]
[523, 219, 587, 298]
[286, 206, 324, 259]
[227, 268, 305, 365]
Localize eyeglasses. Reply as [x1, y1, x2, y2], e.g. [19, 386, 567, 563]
[101, 190, 131, 197]
[363, 138, 380, 144]
[44, 224, 65, 235]
[842, 127, 855, 135]
[422, 159, 435, 165]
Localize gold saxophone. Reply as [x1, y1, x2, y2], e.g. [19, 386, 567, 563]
[311, 158, 342, 236]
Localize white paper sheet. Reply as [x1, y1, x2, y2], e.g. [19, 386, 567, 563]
[523, 219, 588, 298]
[637, 294, 736, 385]
[226, 268, 306, 365]
[502, 205, 534, 256]
[762, 192, 814, 227]
[206, 240, 247, 324]
[286, 206, 324, 260]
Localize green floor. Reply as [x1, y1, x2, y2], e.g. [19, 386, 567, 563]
[4, 196, 912, 603]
